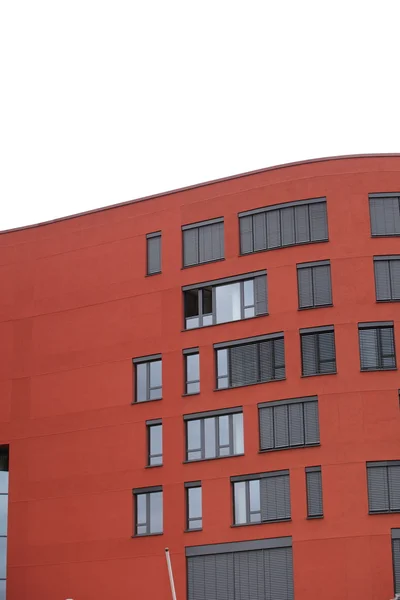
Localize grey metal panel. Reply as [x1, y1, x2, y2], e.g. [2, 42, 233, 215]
[393, 539, 400, 594]
[184, 406, 242, 421]
[146, 230, 161, 239]
[239, 215, 253, 254]
[183, 227, 199, 266]
[238, 196, 326, 217]
[185, 481, 201, 488]
[374, 255, 400, 261]
[199, 221, 224, 263]
[288, 402, 304, 446]
[182, 347, 199, 355]
[133, 353, 162, 364]
[374, 259, 392, 301]
[182, 217, 224, 230]
[254, 275, 268, 315]
[182, 270, 267, 292]
[230, 343, 258, 387]
[132, 485, 162, 494]
[231, 470, 289, 483]
[300, 325, 334, 334]
[391, 259, 400, 299]
[369, 197, 400, 235]
[298, 259, 330, 269]
[187, 555, 206, 600]
[359, 321, 394, 328]
[318, 330, 336, 373]
[306, 467, 323, 517]
[214, 332, 283, 350]
[367, 461, 400, 468]
[261, 474, 291, 521]
[304, 400, 320, 444]
[306, 466, 322, 473]
[259, 395, 317, 409]
[309, 201, 329, 241]
[147, 233, 161, 274]
[185, 536, 293, 556]
[367, 465, 390, 512]
[146, 418, 162, 425]
[392, 529, 400, 540]
[369, 193, 400, 198]
[268, 547, 294, 600]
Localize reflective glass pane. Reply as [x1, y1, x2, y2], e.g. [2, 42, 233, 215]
[188, 450, 201, 461]
[204, 418, 216, 459]
[233, 413, 244, 455]
[188, 487, 202, 519]
[187, 420, 201, 450]
[150, 491, 163, 533]
[244, 307, 255, 318]
[215, 283, 241, 324]
[150, 360, 162, 388]
[186, 353, 200, 383]
[0, 539, 6, 579]
[136, 494, 147, 524]
[137, 525, 147, 535]
[243, 280, 254, 306]
[186, 317, 200, 329]
[202, 314, 213, 326]
[234, 482, 247, 524]
[0, 579, 5, 600]
[150, 455, 162, 466]
[0, 497, 7, 536]
[218, 416, 229, 447]
[217, 349, 228, 376]
[187, 382, 200, 394]
[149, 387, 162, 400]
[189, 518, 202, 530]
[0, 474, 8, 496]
[217, 377, 228, 389]
[150, 425, 162, 456]
[136, 363, 147, 401]
[249, 480, 260, 512]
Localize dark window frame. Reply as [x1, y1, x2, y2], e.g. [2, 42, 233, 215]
[184, 407, 244, 462]
[146, 231, 161, 276]
[358, 322, 397, 372]
[367, 462, 400, 514]
[146, 419, 163, 467]
[305, 466, 323, 519]
[297, 260, 333, 309]
[185, 481, 202, 531]
[182, 217, 224, 268]
[300, 326, 337, 377]
[133, 355, 162, 402]
[183, 348, 200, 395]
[132, 486, 163, 536]
[374, 256, 400, 302]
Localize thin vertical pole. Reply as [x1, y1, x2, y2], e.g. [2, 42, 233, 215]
[165, 547, 177, 600]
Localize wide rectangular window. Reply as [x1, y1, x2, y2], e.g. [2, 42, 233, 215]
[183, 271, 267, 329]
[133, 486, 163, 535]
[185, 481, 202, 531]
[369, 194, 400, 236]
[146, 231, 161, 275]
[259, 396, 320, 451]
[182, 218, 224, 267]
[133, 354, 162, 402]
[300, 326, 336, 376]
[215, 333, 285, 389]
[367, 461, 400, 514]
[232, 470, 291, 525]
[374, 256, 400, 301]
[297, 260, 332, 309]
[358, 322, 396, 371]
[184, 348, 200, 394]
[393, 529, 400, 595]
[239, 197, 328, 255]
[306, 466, 323, 518]
[184, 408, 244, 462]
[147, 419, 162, 466]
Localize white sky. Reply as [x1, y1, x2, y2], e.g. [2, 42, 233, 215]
[1, 1, 400, 231]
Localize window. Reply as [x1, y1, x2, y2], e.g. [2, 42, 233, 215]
[183, 271, 267, 329]
[300, 326, 336, 376]
[133, 355, 162, 402]
[393, 529, 400, 595]
[0, 449, 8, 599]
[182, 218, 224, 267]
[232, 470, 290, 525]
[358, 322, 396, 371]
[184, 408, 244, 462]
[239, 197, 328, 255]
[184, 348, 200, 394]
[133, 486, 163, 535]
[305, 466, 323, 518]
[215, 333, 285, 389]
[147, 419, 162, 466]
[146, 232, 161, 275]
[258, 396, 320, 451]
[185, 482, 202, 530]
[297, 260, 332, 309]
[374, 256, 400, 301]
[367, 461, 400, 514]
[369, 194, 400, 236]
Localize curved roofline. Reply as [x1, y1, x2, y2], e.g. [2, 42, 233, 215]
[2, 153, 400, 235]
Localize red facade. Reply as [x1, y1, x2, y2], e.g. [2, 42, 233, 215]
[1, 155, 400, 599]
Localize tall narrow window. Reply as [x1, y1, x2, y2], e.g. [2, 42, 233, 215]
[133, 486, 163, 535]
[297, 260, 332, 309]
[0, 449, 8, 600]
[358, 322, 396, 371]
[133, 355, 162, 402]
[182, 218, 224, 267]
[185, 482, 202, 531]
[146, 232, 161, 275]
[184, 348, 200, 394]
[232, 470, 291, 525]
[369, 194, 400, 236]
[374, 256, 400, 301]
[300, 326, 336, 376]
[305, 466, 323, 518]
[147, 420, 162, 466]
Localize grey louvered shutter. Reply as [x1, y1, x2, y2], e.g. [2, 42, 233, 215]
[298, 267, 313, 308]
[253, 213, 267, 252]
[390, 259, 400, 299]
[304, 400, 320, 444]
[318, 331, 336, 373]
[204, 555, 218, 599]
[370, 197, 400, 235]
[267, 547, 294, 600]
[309, 201, 328, 241]
[273, 337, 285, 379]
[359, 328, 379, 370]
[294, 204, 310, 243]
[199, 222, 224, 263]
[301, 333, 317, 376]
[147, 235, 161, 275]
[374, 260, 391, 301]
[234, 550, 265, 600]
[230, 343, 258, 387]
[240, 216, 253, 254]
[261, 475, 290, 521]
[259, 406, 274, 450]
[254, 275, 268, 315]
[370, 198, 386, 235]
[266, 210, 281, 248]
[281, 207, 295, 246]
[215, 553, 235, 600]
[306, 468, 323, 517]
[288, 402, 305, 446]
[389, 465, 400, 511]
[187, 555, 206, 600]
[212, 221, 224, 260]
[393, 539, 400, 594]
[367, 466, 389, 512]
[380, 327, 396, 368]
[273, 405, 289, 448]
[259, 340, 273, 382]
[313, 264, 332, 306]
[183, 228, 199, 267]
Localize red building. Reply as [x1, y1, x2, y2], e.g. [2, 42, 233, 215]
[1, 154, 400, 600]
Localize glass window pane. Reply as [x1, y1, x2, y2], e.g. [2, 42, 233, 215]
[0, 539, 6, 580]
[0, 474, 8, 496]
[218, 415, 230, 447]
[137, 525, 146, 535]
[150, 455, 162, 466]
[233, 413, 244, 455]
[0, 497, 7, 536]
[186, 316, 200, 329]
[137, 494, 147, 524]
[187, 382, 200, 394]
[186, 353, 199, 383]
[249, 480, 260, 512]
[149, 387, 162, 400]
[150, 425, 162, 456]
[188, 487, 202, 519]
[189, 518, 202, 530]
[185, 290, 199, 318]
[202, 287, 213, 314]
[187, 420, 201, 451]
[188, 450, 201, 461]
[243, 280, 254, 306]
[136, 363, 147, 401]
[217, 377, 228, 389]
[244, 307, 255, 318]
[215, 283, 241, 324]
[150, 360, 162, 388]
[234, 482, 247, 524]
[150, 491, 163, 533]
[204, 418, 216, 459]
[217, 349, 228, 376]
[202, 314, 213, 326]
[0, 579, 5, 600]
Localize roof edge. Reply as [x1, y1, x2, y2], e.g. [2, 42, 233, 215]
[2, 153, 400, 235]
